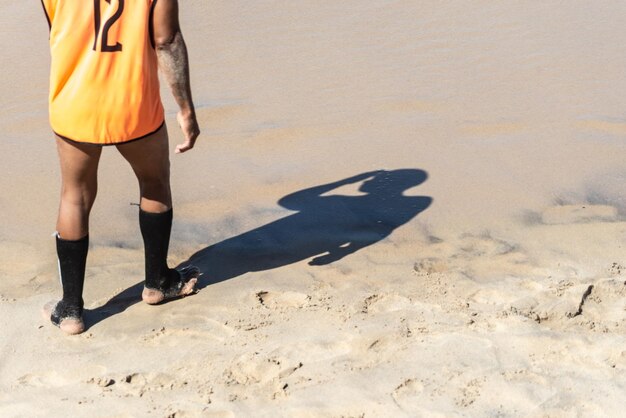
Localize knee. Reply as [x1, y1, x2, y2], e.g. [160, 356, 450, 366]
[61, 184, 97, 209]
[140, 176, 170, 193]
[139, 177, 170, 199]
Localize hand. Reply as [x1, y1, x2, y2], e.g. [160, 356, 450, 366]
[175, 110, 200, 154]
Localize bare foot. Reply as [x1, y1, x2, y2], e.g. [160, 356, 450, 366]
[42, 300, 85, 335]
[142, 266, 200, 305]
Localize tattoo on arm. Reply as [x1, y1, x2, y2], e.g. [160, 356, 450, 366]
[156, 31, 195, 115]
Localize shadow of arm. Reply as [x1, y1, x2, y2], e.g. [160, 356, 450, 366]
[308, 241, 369, 266]
[278, 170, 384, 210]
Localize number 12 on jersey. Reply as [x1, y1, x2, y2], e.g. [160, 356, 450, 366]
[93, 0, 124, 52]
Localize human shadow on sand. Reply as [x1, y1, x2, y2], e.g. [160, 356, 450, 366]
[185, 168, 432, 288]
[83, 169, 431, 328]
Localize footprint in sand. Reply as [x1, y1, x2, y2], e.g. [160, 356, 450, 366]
[16, 371, 72, 388]
[391, 378, 425, 411]
[138, 305, 237, 343]
[97, 372, 190, 397]
[454, 232, 523, 260]
[392, 376, 486, 413]
[579, 279, 626, 331]
[255, 290, 311, 310]
[509, 278, 626, 332]
[223, 353, 303, 386]
[509, 282, 592, 323]
[361, 293, 414, 314]
[327, 329, 411, 373]
[413, 257, 449, 275]
[417, 232, 532, 286]
[141, 318, 234, 345]
[222, 352, 304, 400]
[17, 365, 107, 388]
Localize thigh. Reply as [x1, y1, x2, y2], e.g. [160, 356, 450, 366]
[115, 124, 170, 182]
[56, 136, 102, 188]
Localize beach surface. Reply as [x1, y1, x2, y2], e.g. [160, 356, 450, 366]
[1, 1, 625, 416]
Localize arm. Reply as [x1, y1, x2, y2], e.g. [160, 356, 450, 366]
[152, 0, 200, 153]
[308, 242, 367, 266]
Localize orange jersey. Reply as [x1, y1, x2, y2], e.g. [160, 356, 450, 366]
[41, 0, 164, 145]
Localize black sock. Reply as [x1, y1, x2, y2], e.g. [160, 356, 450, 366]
[56, 234, 88, 312]
[139, 208, 178, 290]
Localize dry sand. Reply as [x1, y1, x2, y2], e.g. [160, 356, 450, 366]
[1, 1, 625, 417]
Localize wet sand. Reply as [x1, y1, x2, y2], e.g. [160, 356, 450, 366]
[0, 1, 625, 416]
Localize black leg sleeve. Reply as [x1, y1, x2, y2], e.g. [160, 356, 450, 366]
[139, 208, 177, 290]
[56, 234, 89, 309]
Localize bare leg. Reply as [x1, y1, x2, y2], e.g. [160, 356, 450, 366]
[116, 126, 172, 213]
[116, 125, 198, 304]
[56, 137, 101, 239]
[44, 137, 101, 335]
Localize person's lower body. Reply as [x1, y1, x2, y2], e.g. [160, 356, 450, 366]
[44, 125, 198, 335]
[116, 125, 199, 305]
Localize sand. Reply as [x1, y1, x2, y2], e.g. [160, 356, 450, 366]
[1, 1, 625, 416]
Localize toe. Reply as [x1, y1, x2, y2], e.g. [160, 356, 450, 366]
[180, 277, 198, 296]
